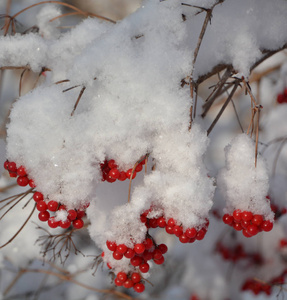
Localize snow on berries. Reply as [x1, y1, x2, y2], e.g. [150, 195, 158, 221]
[218, 133, 274, 235]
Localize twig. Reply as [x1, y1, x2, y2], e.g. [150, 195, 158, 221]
[207, 80, 240, 136]
[0, 203, 36, 249]
[70, 86, 86, 116]
[19, 68, 27, 97]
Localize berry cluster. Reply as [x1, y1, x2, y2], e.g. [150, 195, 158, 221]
[241, 278, 271, 296]
[100, 158, 146, 182]
[277, 88, 287, 104]
[141, 210, 209, 244]
[222, 210, 273, 237]
[4, 160, 88, 230]
[33, 191, 87, 229]
[216, 242, 263, 265]
[4, 160, 35, 188]
[114, 271, 145, 293]
[242, 271, 287, 296]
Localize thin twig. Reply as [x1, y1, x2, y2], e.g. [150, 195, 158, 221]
[207, 80, 240, 136]
[70, 86, 86, 116]
[19, 68, 27, 97]
[0, 203, 36, 249]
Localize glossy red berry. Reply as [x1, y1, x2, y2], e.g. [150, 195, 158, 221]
[117, 244, 128, 254]
[113, 251, 123, 260]
[60, 219, 71, 229]
[153, 256, 165, 265]
[133, 283, 145, 293]
[143, 238, 153, 250]
[124, 248, 135, 259]
[143, 250, 153, 261]
[134, 243, 145, 254]
[117, 272, 127, 282]
[135, 164, 143, 172]
[247, 225, 259, 236]
[47, 200, 58, 211]
[73, 219, 84, 229]
[167, 218, 176, 227]
[67, 209, 77, 221]
[196, 229, 206, 240]
[33, 192, 44, 202]
[179, 234, 189, 243]
[233, 209, 242, 221]
[139, 262, 150, 273]
[251, 215, 263, 226]
[131, 272, 141, 283]
[77, 210, 85, 219]
[38, 211, 50, 222]
[123, 279, 134, 289]
[126, 169, 136, 179]
[36, 201, 48, 211]
[261, 220, 273, 232]
[8, 162, 17, 172]
[114, 277, 123, 286]
[157, 217, 166, 228]
[29, 179, 36, 188]
[233, 222, 243, 231]
[185, 228, 197, 238]
[165, 225, 174, 234]
[106, 241, 117, 251]
[48, 217, 60, 228]
[17, 176, 29, 187]
[173, 225, 183, 237]
[108, 168, 120, 179]
[242, 211, 253, 221]
[17, 166, 27, 176]
[153, 249, 163, 260]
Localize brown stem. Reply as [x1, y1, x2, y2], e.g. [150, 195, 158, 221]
[70, 86, 86, 116]
[207, 80, 240, 136]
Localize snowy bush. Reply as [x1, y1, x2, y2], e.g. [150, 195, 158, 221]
[0, 0, 287, 299]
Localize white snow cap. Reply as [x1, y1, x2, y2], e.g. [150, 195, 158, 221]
[218, 134, 273, 220]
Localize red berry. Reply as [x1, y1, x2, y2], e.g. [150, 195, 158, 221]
[241, 220, 250, 229]
[48, 217, 60, 228]
[73, 219, 84, 229]
[29, 179, 36, 188]
[251, 214, 263, 226]
[58, 205, 66, 210]
[153, 249, 163, 260]
[242, 229, 252, 238]
[47, 200, 58, 211]
[106, 176, 116, 183]
[17, 176, 29, 187]
[123, 279, 134, 289]
[108, 159, 117, 169]
[165, 226, 174, 234]
[185, 228, 197, 238]
[280, 239, 287, 248]
[124, 248, 135, 259]
[38, 211, 50, 222]
[36, 201, 48, 212]
[158, 244, 168, 254]
[143, 250, 153, 261]
[242, 211, 253, 221]
[247, 224, 259, 236]
[173, 225, 183, 237]
[117, 272, 127, 282]
[106, 241, 117, 251]
[108, 168, 120, 179]
[148, 218, 158, 228]
[126, 169, 136, 179]
[153, 256, 165, 265]
[134, 243, 145, 254]
[8, 162, 17, 172]
[179, 234, 189, 243]
[167, 218, 176, 227]
[139, 262, 150, 273]
[233, 222, 243, 231]
[157, 217, 166, 228]
[17, 166, 27, 176]
[114, 277, 123, 286]
[133, 283, 145, 293]
[9, 171, 17, 177]
[4, 160, 9, 170]
[131, 272, 141, 283]
[67, 209, 77, 221]
[130, 256, 143, 266]
[277, 93, 284, 103]
[117, 244, 128, 254]
[261, 220, 273, 232]
[118, 171, 127, 181]
[196, 229, 206, 240]
[60, 219, 71, 229]
[77, 210, 85, 219]
[113, 251, 123, 260]
[233, 209, 242, 221]
[135, 164, 143, 172]
[222, 214, 233, 225]
[33, 192, 44, 202]
[143, 238, 153, 250]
